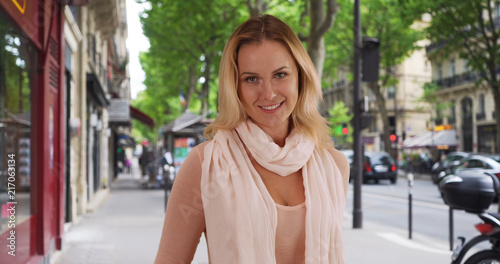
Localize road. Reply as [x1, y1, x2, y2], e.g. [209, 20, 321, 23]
[344, 172, 499, 249]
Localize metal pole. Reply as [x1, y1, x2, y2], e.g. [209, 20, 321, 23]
[408, 173, 414, 239]
[449, 208, 454, 250]
[353, 0, 363, 229]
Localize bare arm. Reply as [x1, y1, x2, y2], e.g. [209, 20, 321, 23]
[154, 142, 208, 263]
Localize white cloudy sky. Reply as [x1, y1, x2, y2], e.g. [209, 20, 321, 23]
[126, 0, 150, 99]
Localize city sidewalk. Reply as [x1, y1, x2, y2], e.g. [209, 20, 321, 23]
[54, 163, 453, 264]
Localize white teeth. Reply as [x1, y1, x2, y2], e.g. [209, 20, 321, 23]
[261, 103, 281, 110]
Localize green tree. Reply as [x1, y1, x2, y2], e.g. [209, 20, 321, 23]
[247, 0, 339, 80]
[415, 83, 452, 128]
[404, 0, 500, 153]
[135, 0, 246, 139]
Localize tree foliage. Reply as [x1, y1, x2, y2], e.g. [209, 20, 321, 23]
[133, 0, 246, 141]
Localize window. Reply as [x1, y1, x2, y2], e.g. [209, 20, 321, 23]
[464, 59, 470, 73]
[479, 94, 485, 114]
[0, 17, 36, 232]
[477, 94, 486, 120]
[495, 1, 500, 19]
[450, 59, 455, 77]
[449, 100, 456, 124]
[387, 85, 395, 99]
[437, 63, 443, 81]
[435, 108, 443, 125]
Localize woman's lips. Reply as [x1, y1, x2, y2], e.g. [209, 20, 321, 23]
[259, 101, 283, 112]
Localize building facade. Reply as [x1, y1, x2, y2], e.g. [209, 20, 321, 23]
[426, 48, 497, 154]
[0, 0, 135, 263]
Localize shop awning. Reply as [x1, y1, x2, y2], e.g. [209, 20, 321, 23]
[162, 111, 204, 133]
[403, 129, 457, 149]
[130, 106, 155, 128]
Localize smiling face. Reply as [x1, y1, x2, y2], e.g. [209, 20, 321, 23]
[237, 40, 299, 137]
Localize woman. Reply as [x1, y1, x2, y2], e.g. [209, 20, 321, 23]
[154, 15, 349, 264]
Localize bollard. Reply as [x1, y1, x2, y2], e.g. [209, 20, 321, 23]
[164, 165, 175, 212]
[407, 173, 414, 239]
[449, 208, 454, 251]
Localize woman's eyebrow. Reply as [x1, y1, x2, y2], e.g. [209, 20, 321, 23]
[239, 66, 290, 77]
[272, 66, 289, 73]
[239, 71, 258, 77]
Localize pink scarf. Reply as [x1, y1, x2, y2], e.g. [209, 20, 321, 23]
[201, 120, 346, 263]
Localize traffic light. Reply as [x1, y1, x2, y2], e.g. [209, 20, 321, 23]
[390, 134, 397, 142]
[342, 123, 349, 135]
[335, 125, 343, 135]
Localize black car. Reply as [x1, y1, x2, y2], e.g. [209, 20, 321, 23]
[339, 150, 397, 184]
[363, 151, 398, 184]
[431, 151, 470, 184]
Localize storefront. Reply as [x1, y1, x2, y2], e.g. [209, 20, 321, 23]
[0, 1, 66, 263]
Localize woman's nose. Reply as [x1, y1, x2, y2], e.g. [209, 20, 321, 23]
[261, 80, 277, 99]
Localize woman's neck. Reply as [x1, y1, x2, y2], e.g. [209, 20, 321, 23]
[254, 118, 292, 147]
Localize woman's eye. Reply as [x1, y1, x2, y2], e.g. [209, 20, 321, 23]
[275, 72, 287, 79]
[246, 76, 257, 83]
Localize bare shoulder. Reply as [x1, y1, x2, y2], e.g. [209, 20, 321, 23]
[192, 140, 210, 159]
[326, 147, 349, 168]
[325, 147, 350, 197]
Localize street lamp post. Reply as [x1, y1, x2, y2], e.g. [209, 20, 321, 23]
[353, 0, 363, 229]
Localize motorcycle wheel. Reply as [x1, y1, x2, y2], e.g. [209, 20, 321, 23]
[464, 250, 500, 264]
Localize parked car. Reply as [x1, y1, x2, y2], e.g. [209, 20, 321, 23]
[363, 151, 398, 184]
[339, 150, 397, 184]
[438, 154, 500, 202]
[339, 149, 353, 182]
[431, 151, 470, 184]
[453, 154, 500, 178]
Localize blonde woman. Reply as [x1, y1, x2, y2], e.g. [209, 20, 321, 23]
[154, 15, 349, 264]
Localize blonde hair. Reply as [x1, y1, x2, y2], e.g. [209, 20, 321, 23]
[204, 15, 332, 147]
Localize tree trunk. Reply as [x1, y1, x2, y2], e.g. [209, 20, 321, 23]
[492, 86, 500, 154]
[246, 0, 268, 18]
[185, 65, 197, 111]
[307, 0, 338, 80]
[369, 82, 394, 158]
[200, 57, 212, 115]
[307, 34, 325, 81]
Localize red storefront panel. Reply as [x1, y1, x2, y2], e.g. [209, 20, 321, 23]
[0, 0, 65, 263]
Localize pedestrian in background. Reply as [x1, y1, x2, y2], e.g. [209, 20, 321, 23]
[124, 157, 131, 174]
[154, 15, 349, 264]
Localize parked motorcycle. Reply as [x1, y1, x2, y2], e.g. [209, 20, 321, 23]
[439, 172, 500, 264]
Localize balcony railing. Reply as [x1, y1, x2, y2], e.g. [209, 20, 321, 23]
[476, 112, 486, 121]
[87, 33, 109, 93]
[432, 71, 485, 89]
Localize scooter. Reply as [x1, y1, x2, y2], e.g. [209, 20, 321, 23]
[441, 172, 500, 264]
[451, 211, 500, 264]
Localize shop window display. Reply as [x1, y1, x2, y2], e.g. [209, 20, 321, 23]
[0, 16, 35, 233]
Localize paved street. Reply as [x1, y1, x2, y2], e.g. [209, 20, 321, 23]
[54, 164, 472, 264]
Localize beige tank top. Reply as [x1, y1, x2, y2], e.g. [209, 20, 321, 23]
[275, 202, 306, 264]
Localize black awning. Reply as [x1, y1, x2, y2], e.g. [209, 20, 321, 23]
[87, 73, 109, 107]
